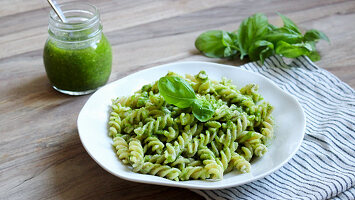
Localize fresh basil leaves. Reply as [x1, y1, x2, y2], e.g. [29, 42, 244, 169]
[277, 13, 301, 34]
[303, 29, 330, 43]
[238, 13, 270, 59]
[264, 27, 303, 44]
[275, 41, 313, 58]
[248, 40, 274, 62]
[158, 76, 215, 122]
[195, 13, 329, 64]
[195, 30, 238, 58]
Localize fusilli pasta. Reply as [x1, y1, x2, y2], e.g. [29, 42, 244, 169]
[108, 71, 274, 181]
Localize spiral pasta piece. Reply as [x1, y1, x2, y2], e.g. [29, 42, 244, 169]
[240, 83, 262, 103]
[128, 138, 144, 171]
[170, 156, 192, 170]
[203, 159, 223, 180]
[108, 112, 122, 137]
[113, 136, 130, 164]
[179, 166, 209, 180]
[215, 84, 254, 107]
[198, 147, 223, 179]
[226, 152, 251, 174]
[111, 102, 131, 116]
[133, 114, 175, 139]
[237, 131, 263, 144]
[240, 144, 253, 162]
[253, 143, 267, 157]
[261, 116, 274, 141]
[138, 162, 181, 181]
[144, 154, 166, 164]
[197, 79, 212, 95]
[164, 132, 191, 163]
[175, 113, 196, 126]
[116, 93, 141, 108]
[122, 107, 149, 125]
[144, 136, 164, 154]
[184, 123, 203, 136]
[219, 142, 238, 171]
[185, 129, 217, 157]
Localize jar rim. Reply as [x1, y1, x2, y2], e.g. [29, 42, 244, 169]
[49, 2, 99, 29]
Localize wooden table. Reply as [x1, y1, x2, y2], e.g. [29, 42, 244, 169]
[1, 0, 354, 199]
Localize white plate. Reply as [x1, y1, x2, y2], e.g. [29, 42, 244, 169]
[77, 61, 306, 190]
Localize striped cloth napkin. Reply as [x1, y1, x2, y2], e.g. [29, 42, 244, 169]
[192, 56, 355, 200]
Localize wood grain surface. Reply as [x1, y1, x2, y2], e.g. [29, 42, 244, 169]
[1, 0, 354, 199]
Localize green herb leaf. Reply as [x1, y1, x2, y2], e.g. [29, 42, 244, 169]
[268, 24, 278, 31]
[304, 41, 321, 61]
[277, 12, 301, 34]
[222, 31, 239, 57]
[275, 41, 313, 58]
[304, 29, 330, 43]
[192, 98, 215, 122]
[158, 76, 196, 108]
[238, 13, 270, 59]
[222, 31, 238, 49]
[307, 51, 321, 61]
[264, 27, 303, 44]
[195, 30, 225, 58]
[224, 46, 233, 57]
[158, 75, 215, 122]
[195, 30, 238, 58]
[307, 41, 317, 51]
[238, 131, 253, 143]
[248, 40, 274, 64]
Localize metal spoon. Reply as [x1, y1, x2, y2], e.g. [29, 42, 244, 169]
[47, 0, 67, 23]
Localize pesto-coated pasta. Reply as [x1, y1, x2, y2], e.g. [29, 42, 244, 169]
[108, 71, 274, 181]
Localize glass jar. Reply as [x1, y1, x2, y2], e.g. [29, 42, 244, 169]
[43, 2, 112, 95]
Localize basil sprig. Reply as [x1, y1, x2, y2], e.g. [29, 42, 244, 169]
[158, 76, 214, 122]
[195, 13, 329, 64]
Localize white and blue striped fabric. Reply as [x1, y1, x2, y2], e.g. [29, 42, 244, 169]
[193, 56, 355, 200]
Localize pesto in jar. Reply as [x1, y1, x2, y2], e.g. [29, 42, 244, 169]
[43, 34, 112, 92]
[43, 2, 112, 95]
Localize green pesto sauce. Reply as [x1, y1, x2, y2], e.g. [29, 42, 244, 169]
[43, 34, 112, 92]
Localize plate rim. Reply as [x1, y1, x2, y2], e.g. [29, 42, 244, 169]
[77, 61, 306, 190]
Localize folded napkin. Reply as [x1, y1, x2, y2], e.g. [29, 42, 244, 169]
[193, 56, 355, 200]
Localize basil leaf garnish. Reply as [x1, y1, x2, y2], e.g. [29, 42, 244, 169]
[192, 98, 215, 122]
[158, 76, 196, 108]
[158, 75, 215, 122]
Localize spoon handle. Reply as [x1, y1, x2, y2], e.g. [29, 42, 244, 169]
[47, 0, 67, 23]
